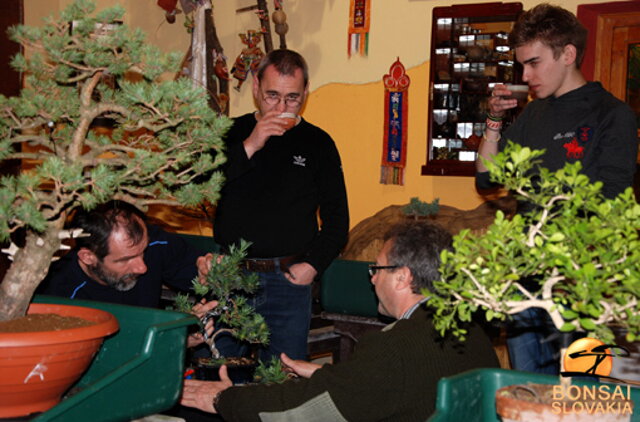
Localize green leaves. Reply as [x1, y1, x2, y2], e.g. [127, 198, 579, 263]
[403, 197, 440, 218]
[432, 142, 640, 344]
[253, 357, 290, 384]
[0, 0, 230, 236]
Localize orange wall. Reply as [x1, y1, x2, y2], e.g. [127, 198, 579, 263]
[303, 62, 486, 229]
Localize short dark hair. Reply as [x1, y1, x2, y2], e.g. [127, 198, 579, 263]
[510, 3, 588, 68]
[72, 200, 146, 260]
[383, 222, 452, 294]
[256, 49, 309, 87]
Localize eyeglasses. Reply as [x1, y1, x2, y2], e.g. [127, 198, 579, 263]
[261, 91, 303, 107]
[368, 265, 399, 277]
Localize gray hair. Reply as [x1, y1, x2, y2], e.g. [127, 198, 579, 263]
[256, 49, 309, 87]
[383, 222, 452, 293]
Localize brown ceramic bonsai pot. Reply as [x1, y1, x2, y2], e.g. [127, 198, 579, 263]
[0, 303, 119, 418]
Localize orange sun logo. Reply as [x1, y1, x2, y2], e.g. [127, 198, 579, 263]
[563, 337, 613, 377]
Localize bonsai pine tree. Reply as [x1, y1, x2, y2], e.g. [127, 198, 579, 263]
[175, 239, 270, 359]
[430, 142, 640, 344]
[0, 0, 231, 321]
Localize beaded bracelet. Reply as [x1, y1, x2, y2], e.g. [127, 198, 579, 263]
[485, 118, 502, 131]
[482, 131, 501, 144]
[486, 113, 504, 122]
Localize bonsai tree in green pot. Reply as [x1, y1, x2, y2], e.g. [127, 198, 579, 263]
[430, 142, 639, 345]
[0, 0, 230, 322]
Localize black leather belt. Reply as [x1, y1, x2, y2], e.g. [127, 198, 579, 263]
[240, 255, 303, 272]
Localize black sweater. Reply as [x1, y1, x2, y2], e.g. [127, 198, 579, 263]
[477, 82, 638, 199]
[214, 113, 349, 274]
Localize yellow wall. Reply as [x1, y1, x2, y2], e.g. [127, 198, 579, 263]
[24, 0, 620, 228]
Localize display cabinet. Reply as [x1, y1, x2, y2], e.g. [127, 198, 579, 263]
[422, 2, 523, 176]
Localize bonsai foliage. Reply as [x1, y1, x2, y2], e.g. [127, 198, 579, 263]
[253, 356, 293, 384]
[430, 142, 640, 343]
[0, 0, 231, 320]
[175, 240, 270, 358]
[402, 197, 440, 219]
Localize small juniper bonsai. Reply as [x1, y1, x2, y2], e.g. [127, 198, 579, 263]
[403, 197, 440, 220]
[429, 142, 640, 344]
[253, 356, 293, 384]
[175, 239, 270, 359]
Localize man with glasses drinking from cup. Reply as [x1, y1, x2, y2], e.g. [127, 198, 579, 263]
[181, 222, 498, 421]
[476, 4, 638, 375]
[210, 49, 349, 362]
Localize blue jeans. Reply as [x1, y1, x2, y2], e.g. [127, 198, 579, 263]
[507, 308, 559, 374]
[214, 268, 312, 362]
[507, 307, 582, 375]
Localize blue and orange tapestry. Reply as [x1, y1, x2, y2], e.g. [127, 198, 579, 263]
[381, 58, 410, 185]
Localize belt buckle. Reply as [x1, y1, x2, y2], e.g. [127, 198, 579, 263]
[244, 258, 272, 272]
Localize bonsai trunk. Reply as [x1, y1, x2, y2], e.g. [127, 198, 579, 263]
[0, 217, 65, 321]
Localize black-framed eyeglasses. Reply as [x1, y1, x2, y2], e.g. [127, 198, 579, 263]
[368, 265, 399, 277]
[261, 91, 303, 107]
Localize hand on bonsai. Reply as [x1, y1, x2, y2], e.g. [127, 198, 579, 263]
[280, 353, 321, 378]
[284, 262, 317, 286]
[196, 253, 213, 285]
[181, 365, 232, 414]
[196, 253, 226, 285]
[186, 299, 218, 348]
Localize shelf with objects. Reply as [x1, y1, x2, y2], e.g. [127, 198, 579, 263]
[422, 2, 524, 177]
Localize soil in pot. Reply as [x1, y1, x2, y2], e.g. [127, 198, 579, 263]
[496, 383, 633, 422]
[0, 314, 96, 332]
[192, 357, 257, 384]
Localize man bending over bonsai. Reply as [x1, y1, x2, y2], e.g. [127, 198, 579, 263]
[41, 200, 211, 308]
[181, 221, 499, 421]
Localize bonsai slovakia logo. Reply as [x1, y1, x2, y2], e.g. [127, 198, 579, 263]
[563, 337, 615, 377]
[551, 337, 633, 416]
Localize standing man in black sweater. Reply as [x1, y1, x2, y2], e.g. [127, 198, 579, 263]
[212, 49, 349, 361]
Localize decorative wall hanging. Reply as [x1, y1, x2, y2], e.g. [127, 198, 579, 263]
[236, 1, 274, 54]
[381, 58, 410, 185]
[157, 0, 229, 115]
[157, 0, 180, 23]
[256, 0, 274, 52]
[189, 2, 209, 97]
[348, 0, 371, 57]
[231, 29, 265, 91]
[272, 0, 288, 49]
